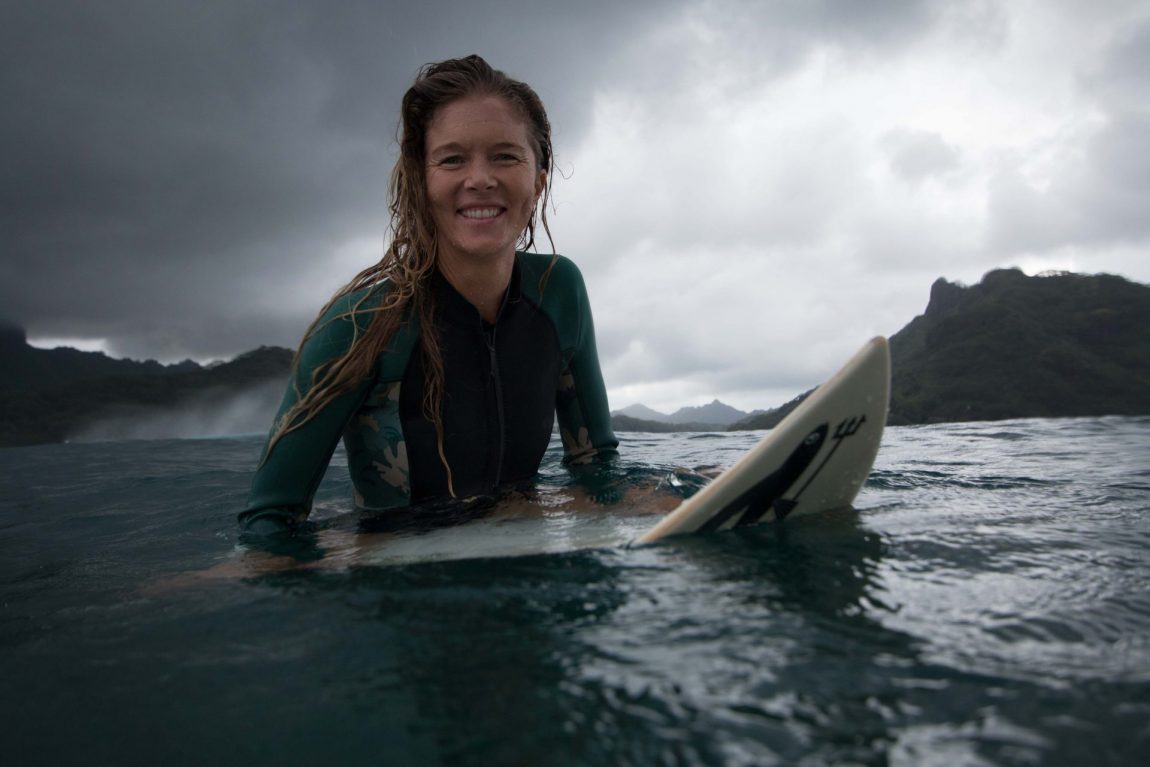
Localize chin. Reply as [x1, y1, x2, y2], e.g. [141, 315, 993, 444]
[447, 238, 519, 261]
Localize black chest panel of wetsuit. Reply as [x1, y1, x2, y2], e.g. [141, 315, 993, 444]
[398, 275, 562, 502]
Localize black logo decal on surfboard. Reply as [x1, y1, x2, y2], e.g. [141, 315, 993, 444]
[698, 424, 827, 533]
[789, 414, 867, 502]
[697, 413, 868, 532]
[835, 415, 866, 440]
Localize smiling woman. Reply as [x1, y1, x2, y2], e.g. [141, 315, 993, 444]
[239, 55, 618, 537]
[425, 95, 547, 321]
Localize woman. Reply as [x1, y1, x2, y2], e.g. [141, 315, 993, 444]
[240, 55, 618, 536]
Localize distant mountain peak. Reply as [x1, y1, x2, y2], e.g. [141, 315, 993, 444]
[669, 400, 746, 426]
[613, 399, 748, 426]
[612, 403, 672, 422]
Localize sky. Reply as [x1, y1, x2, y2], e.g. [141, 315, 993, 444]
[3, 0, 1148, 413]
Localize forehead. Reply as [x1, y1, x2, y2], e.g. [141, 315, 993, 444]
[425, 95, 531, 150]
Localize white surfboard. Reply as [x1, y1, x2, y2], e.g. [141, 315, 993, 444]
[336, 337, 888, 567]
[633, 336, 890, 545]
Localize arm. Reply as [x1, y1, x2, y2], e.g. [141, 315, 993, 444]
[548, 257, 619, 464]
[239, 292, 377, 535]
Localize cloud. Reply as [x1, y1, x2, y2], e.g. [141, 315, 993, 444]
[2, 0, 1148, 412]
[880, 129, 962, 184]
[550, 0, 1150, 410]
[0, 0, 671, 359]
[986, 13, 1150, 259]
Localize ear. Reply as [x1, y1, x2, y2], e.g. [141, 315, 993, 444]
[534, 169, 547, 201]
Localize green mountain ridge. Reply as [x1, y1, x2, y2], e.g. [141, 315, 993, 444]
[887, 268, 1149, 424]
[0, 337, 294, 446]
[616, 269, 1150, 433]
[2, 268, 1147, 446]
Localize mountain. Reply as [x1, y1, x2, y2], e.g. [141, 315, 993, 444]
[677, 269, 1150, 433]
[0, 323, 194, 393]
[613, 403, 672, 422]
[732, 268, 1150, 430]
[0, 329, 294, 446]
[886, 268, 1150, 424]
[728, 392, 809, 431]
[6, 267, 1148, 444]
[613, 400, 749, 427]
[668, 399, 747, 426]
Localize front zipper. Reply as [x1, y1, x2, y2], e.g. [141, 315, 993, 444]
[484, 323, 506, 491]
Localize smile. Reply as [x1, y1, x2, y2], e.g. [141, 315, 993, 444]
[459, 207, 504, 220]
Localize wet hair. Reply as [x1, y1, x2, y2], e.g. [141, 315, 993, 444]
[264, 55, 556, 498]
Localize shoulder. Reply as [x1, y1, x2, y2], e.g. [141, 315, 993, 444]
[299, 284, 389, 365]
[519, 251, 580, 277]
[517, 253, 596, 352]
[518, 252, 588, 304]
[319, 284, 388, 326]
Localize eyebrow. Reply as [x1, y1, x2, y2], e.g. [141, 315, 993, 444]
[427, 140, 529, 155]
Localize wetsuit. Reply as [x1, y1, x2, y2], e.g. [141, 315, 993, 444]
[240, 252, 618, 532]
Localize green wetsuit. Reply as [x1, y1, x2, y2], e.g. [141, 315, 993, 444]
[240, 253, 618, 531]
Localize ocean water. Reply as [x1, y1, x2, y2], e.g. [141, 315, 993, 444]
[2, 417, 1148, 766]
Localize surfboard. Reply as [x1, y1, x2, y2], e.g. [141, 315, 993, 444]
[633, 336, 890, 545]
[334, 337, 888, 567]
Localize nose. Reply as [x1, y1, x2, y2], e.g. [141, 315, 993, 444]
[463, 159, 497, 190]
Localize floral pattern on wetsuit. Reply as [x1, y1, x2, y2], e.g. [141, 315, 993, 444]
[344, 381, 411, 510]
[556, 371, 598, 465]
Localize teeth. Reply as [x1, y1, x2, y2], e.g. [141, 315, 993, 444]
[460, 208, 501, 219]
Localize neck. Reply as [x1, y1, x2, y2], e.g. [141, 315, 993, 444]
[436, 251, 516, 324]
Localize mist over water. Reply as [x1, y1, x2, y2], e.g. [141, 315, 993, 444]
[2, 417, 1148, 765]
[69, 379, 283, 442]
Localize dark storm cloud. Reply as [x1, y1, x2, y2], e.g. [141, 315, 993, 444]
[0, 0, 669, 359]
[717, 0, 940, 54]
[0, 0, 949, 361]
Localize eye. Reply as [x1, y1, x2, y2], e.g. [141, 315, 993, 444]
[494, 152, 524, 164]
[434, 154, 465, 168]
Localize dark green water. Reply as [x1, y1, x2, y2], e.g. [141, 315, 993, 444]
[2, 417, 1148, 765]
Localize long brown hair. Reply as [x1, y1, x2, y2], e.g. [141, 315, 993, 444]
[264, 56, 556, 496]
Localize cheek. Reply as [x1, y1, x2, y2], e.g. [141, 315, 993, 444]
[430, 194, 458, 227]
[426, 168, 457, 205]
[425, 174, 445, 208]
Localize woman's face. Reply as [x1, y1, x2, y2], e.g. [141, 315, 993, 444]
[424, 95, 546, 269]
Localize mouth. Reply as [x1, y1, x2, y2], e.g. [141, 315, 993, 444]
[458, 206, 505, 221]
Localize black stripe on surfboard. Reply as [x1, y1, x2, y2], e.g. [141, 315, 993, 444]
[697, 424, 827, 533]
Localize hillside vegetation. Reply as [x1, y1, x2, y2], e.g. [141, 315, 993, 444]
[719, 269, 1150, 431]
[887, 269, 1150, 424]
[0, 327, 292, 446]
[6, 268, 1148, 445]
